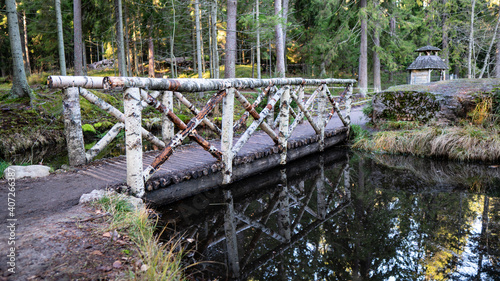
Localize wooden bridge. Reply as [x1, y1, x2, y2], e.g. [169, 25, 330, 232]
[47, 76, 357, 200]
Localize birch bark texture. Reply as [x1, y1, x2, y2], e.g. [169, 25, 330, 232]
[55, 0, 66, 75]
[195, 0, 203, 78]
[225, 0, 237, 78]
[358, 0, 368, 96]
[74, 0, 84, 76]
[6, 0, 31, 98]
[115, 0, 127, 76]
[468, 0, 476, 78]
[274, 0, 285, 77]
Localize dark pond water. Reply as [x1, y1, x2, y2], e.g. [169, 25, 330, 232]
[156, 149, 500, 281]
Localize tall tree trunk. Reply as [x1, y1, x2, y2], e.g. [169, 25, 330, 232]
[22, 10, 31, 76]
[133, 18, 139, 76]
[373, 0, 381, 93]
[389, 16, 396, 83]
[82, 39, 87, 75]
[256, 0, 261, 79]
[225, 0, 237, 78]
[442, 0, 449, 79]
[282, 0, 289, 74]
[468, 0, 476, 79]
[211, 0, 219, 78]
[115, 0, 127, 76]
[210, 0, 220, 78]
[148, 22, 155, 78]
[74, 0, 84, 76]
[195, 0, 203, 78]
[479, 5, 500, 78]
[274, 0, 285, 77]
[358, 0, 368, 96]
[497, 27, 500, 78]
[6, 0, 31, 98]
[124, 2, 132, 76]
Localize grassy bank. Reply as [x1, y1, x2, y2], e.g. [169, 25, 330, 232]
[92, 193, 187, 280]
[353, 124, 500, 162]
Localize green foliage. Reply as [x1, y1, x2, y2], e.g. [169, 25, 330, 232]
[350, 124, 370, 144]
[82, 123, 96, 134]
[93, 193, 187, 280]
[0, 160, 10, 178]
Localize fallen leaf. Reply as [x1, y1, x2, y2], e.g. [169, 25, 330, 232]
[489, 165, 498, 168]
[102, 232, 111, 238]
[91, 250, 104, 256]
[116, 239, 128, 245]
[186, 238, 195, 243]
[113, 260, 122, 269]
[140, 264, 149, 272]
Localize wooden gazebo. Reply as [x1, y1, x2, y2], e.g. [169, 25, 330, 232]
[408, 45, 448, 84]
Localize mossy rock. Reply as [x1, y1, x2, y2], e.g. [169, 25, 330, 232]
[82, 123, 97, 136]
[375, 79, 500, 124]
[93, 121, 114, 132]
[373, 91, 439, 123]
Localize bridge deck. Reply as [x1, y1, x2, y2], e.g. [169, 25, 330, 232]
[3, 107, 366, 222]
[80, 119, 348, 203]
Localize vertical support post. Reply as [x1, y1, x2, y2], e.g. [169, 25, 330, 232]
[298, 85, 305, 124]
[344, 163, 351, 200]
[162, 91, 174, 142]
[278, 169, 291, 241]
[318, 85, 327, 151]
[266, 88, 274, 128]
[316, 155, 326, 219]
[222, 87, 235, 184]
[124, 87, 144, 197]
[223, 190, 240, 278]
[346, 83, 353, 127]
[63, 87, 86, 166]
[279, 86, 290, 165]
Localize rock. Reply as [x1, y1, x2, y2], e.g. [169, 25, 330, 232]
[79, 189, 108, 204]
[373, 79, 500, 124]
[79, 189, 144, 210]
[5, 165, 51, 179]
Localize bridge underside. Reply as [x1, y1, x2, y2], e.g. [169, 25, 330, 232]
[79, 125, 348, 205]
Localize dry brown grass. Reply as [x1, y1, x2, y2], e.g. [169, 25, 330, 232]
[353, 125, 500, 162]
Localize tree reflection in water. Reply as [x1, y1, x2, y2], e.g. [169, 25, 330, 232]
[156, 149, 500, 281]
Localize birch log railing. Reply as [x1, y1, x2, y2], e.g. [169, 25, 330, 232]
[48, 76, 356, 197]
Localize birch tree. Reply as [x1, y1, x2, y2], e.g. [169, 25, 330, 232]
[358, 0, 368, 96]
[6, 0, 32, 98]
[195, 0, 203, 78]
[115, 0, 127, 76]
[55, 0, 66, 75]
[225, 0, 237, 78]
[74, 0, 83, 76]
[468, 0, 476, 78]
[373, 0, 381, 93]
[275, 0, 285, 77]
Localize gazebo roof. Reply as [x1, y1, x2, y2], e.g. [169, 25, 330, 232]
[415, 45, 441, 52]
[407, 55, 448, 70]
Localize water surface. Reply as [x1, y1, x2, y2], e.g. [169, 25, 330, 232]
[157, 150, 500, 280]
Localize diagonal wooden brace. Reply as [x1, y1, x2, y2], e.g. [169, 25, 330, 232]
[324, 85, 349, 127]
[233, 83, 273, 131]
[234, 89, 279, 144]
[78, 88, 165, 148]
[232, 87, 285, 155]
[143, 89, 227, 182]
[173, 91, 221, 135]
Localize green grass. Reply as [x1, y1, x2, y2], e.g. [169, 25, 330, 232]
[0, 160, 11, 178]
[353, 125, 500, 162]
[93, 193, 187, 280]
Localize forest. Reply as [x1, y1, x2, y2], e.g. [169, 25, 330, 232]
[1, 0, 500, 98]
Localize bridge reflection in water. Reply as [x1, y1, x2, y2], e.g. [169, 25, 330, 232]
[157, 149, 500, 281]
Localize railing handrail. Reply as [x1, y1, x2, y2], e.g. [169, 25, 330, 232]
[48, 76, 356, 91]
